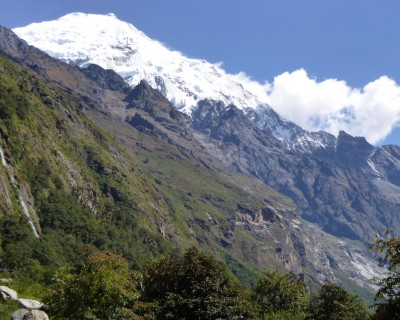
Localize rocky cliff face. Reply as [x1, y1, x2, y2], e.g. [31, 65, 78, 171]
[118, 76, 385, 291]
[191, 99, 400, 244]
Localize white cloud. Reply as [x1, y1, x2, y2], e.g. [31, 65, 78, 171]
[265, 69, 400, 144]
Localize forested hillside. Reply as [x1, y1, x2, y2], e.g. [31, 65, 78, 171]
[0, 54, 177, 273]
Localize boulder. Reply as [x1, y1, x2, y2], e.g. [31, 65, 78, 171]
[0, 285, 18, 300]
[11, 309, 29, 320]
[17, 298, 44, 310]
[23, 310, 49, 320]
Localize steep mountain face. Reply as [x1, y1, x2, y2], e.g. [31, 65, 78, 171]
[15, 13, 374, 156]
[89, 74, 346, 288]
[0, 26, 344, 289]
[13, 13, 339, 153]
[26, 9, 396, 244]
[75, 66, 385, 294]
[0, 52, 178, 273]
[191, 100, 400, 242]
[1, 21, 394, 297]
[245, 105, 338, 155]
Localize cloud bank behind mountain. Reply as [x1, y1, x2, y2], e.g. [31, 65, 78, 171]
[265, 69, 400, 144]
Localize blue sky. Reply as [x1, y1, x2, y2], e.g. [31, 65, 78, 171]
[1, 0, 400, 145]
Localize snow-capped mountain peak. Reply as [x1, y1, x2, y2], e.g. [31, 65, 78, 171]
[13, 12, 338, 153]
[13, 12, 270, 115]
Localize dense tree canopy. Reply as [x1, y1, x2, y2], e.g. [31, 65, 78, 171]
[370, 229, 400, 319]
[312, 283, 370, 320]
[1, 243, 375, 320]
[252, 269, 309, 319]
[46, 249, 139, 320]
[142, 247, 256, 320]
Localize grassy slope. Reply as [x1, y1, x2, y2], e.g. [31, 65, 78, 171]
[88, 107, 300, 286]
[0, 53, 291, 290]
[0, 53, 176, 275]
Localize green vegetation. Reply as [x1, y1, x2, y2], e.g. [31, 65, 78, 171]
[311, 283, 371, 320]
[47, 249, 140, 320]
[0, 54, 173, 279]
[141, 247, 255, 320]
[0, 299, 19, 320]
[370, 229, 400, 319]
[126, 146, 291, 286]
[0, 53, 378, 319]
[333, 270, 375, 307]
[0, 52, 280, 289]
[1, 247, 373, 320]
[253, 270, 309, 319]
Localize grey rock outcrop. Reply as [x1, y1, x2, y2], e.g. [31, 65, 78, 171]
[4, 286, 49, 319]
[0, 285, 18, 300]
[24, 310, 49, 320]
[12, 309, 49, 320]
[79, 63, 131, 93]
[11, 309, 29, 320]
[17, 299, 44, 310]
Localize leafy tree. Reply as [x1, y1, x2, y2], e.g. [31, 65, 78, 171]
[370, 229, 400, 319]
[46, 249, 140, 320]
[252, 269, 309, 320]
[313, 283, 370, 320]
[142, 247, 256, 320]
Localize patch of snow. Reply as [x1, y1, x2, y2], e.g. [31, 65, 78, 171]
[366, 149, 381, 177]
[290, 218, 302, 229]
[367, 159, 381, 177]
